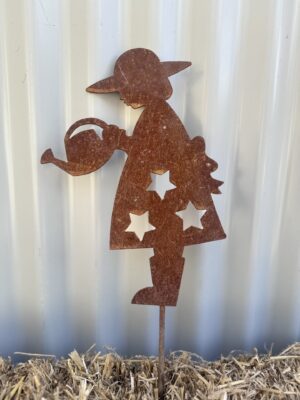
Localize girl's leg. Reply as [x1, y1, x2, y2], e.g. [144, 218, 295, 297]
[131, 248, 184, 306]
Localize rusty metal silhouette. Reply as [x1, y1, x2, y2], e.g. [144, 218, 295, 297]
[41, 48, 226, 307]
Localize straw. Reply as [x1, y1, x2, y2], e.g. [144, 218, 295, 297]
[1, 343, 300, 399]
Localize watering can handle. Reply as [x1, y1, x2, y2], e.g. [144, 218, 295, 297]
[64, 117, 108, 141]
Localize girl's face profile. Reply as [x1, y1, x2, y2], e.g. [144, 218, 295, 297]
[114, 52, 173, 109]
[118, 77, 173, 108]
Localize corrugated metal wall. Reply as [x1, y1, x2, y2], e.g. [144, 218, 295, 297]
[1, 0, 300, 360]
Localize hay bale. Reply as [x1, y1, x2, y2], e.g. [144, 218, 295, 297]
[1, 343, 300, 399]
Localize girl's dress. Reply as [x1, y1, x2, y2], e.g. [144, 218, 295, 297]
[110, 99, 226, 251]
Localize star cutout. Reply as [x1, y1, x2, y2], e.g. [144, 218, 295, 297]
[125, 211, 155, 241]
[176, 202, 207, 231]
[147, 170, 176, 199]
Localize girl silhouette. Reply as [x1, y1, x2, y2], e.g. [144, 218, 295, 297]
[41, 48, 226, 306]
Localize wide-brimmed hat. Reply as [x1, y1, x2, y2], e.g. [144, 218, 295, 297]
[86, 48, 191, 94]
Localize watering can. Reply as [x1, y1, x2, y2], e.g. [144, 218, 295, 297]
[40, 118, 124, 176]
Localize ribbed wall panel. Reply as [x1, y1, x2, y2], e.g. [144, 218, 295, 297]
[0, 0, 300, 359]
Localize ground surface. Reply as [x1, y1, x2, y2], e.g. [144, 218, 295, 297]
[1, 343, 300, 399]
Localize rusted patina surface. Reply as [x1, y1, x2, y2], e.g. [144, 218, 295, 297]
[41, 48, 226, 307]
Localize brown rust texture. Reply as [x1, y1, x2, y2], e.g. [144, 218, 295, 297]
[41, 48, 226, 307]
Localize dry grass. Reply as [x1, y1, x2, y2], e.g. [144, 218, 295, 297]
[1, 343, 300, 399]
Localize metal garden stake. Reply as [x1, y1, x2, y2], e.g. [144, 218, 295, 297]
[41, 48, 226, 399]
